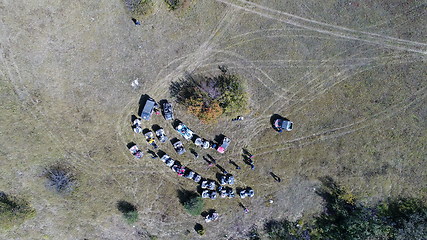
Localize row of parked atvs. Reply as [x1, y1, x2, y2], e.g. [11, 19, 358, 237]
[159, 153, 254, 200]
[131, 117, 231, 156]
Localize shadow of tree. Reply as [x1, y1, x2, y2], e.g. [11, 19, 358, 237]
[117, 200, 137, 214]
[177, 189, 199, 205]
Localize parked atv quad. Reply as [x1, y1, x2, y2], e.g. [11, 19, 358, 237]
[200, 180, 216, 190]
[162, 101, 174, 120]
[212, 136, 230, 154]
[192, 173, 202, 183]
[144, 130, 158, 149]
[218, 186, 235, 198]
[160, 154, 175, 167]
[172, 138, 186, 155]
[205, 211, 219, 222]
[132, 118, 142, 133]
[239, 187, 255, 198]
[175, 122, 194, 140]
[202, 190, 217, 199]
[129, 145, 143, 159]
[155, 128, 168, 143]
[219, 174, 235, 185]
[194, 137, 210, 149]
[273, 117, 293, 132]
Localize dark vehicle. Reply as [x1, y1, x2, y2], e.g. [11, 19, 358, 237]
[274, 118, 293, 132]
[162, 102, 174, 120]
[141, 98, 157, 120]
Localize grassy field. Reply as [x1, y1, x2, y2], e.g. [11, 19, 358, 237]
[0, 0, 426, 239]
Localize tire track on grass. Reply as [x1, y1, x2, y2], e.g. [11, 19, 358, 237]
[112, 7, 246, 206]
[251, 86, 426, 157]
[214, 59, 425, 161]
[216, 0, 427, 55]
[0, 40, 128, 192]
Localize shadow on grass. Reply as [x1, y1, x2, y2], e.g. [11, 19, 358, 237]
[177, 189, 199, 205]
[117, 200, 137, 214]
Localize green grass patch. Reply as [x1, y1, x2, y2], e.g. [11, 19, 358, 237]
[183, 196, 204, 216]
[117, 201, 139, 224]
[0, 192, 36, 229]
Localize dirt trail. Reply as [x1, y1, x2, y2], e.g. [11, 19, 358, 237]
[217, 0, 427, 54]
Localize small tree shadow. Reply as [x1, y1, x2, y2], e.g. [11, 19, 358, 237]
[169, 76, 197, 103]
[194, 223, 203, 232]
[316, 176, 355, 215]
[117, 200, 137, 214]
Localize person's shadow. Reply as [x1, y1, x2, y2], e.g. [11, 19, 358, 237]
[270, 172, 281, 182]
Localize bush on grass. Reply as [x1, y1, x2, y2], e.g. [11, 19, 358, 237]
[170, 70, 248, 123]
[164, 0, 181, 10]
[0, 192, 35, 229]
[124, 0, 154, 18]
[44, 165, 76, 195]
[117, 200, 139, 224]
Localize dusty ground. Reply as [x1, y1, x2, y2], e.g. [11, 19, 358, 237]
[0, 0, 426, 239]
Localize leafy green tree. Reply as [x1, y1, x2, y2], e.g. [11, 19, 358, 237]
[170, 71, 248, 123]
[263, 177, 427, 240]
[379, 198, 427, 240]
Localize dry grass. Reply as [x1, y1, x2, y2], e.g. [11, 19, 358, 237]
[0, 0, 426, 239]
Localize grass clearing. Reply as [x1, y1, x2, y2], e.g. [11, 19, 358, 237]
[0, 0, 425, 239]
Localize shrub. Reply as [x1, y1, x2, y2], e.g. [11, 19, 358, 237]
[195, 223, 205, 235]
[183, 196, 204, 216]
[44, 165, 76, 195]
[117, 201, 139, 224]
[164, 0, 181, 10]
[124, 0, 154, 18]
[263, 177, 427, 240]
[170, 70, 248, 123]
[124, 210, 139, 224]
[379, 198, 427, 239]
[0, 192, 35, 229]
[264, 219, 303, 240]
